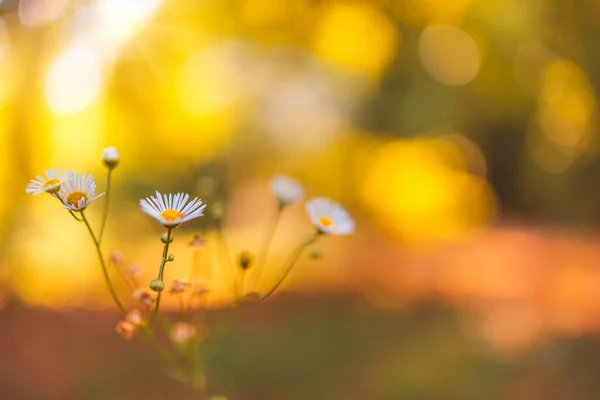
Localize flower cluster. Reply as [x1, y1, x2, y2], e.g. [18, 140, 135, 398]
[26, 147, 355, 398]
[26, 169, 104, 211]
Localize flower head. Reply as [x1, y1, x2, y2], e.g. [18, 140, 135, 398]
[188, 235, 206, 249]
[125, 309, 144, 327]
[169, 279, 191, 295]
[108, 251, 124, 265]
[305, 197, 355, 235]
[271, 175, 304, 207]
[116, 321, 137, 340]
[25, 168, 68, 196]
[102, 147, 119, 168]
[126, 263, 142, 278]
[133, 288, 157, 309]
[140, 191, 206, 228]
[59, 172, 104, 211]
[169, 322, 198, 344]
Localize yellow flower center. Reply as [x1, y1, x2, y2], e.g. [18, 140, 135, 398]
[43, 179, 60, 189]
[161, 209, 183, 222]
[318, 216, 334, 227]
[66, 191, 88, 207]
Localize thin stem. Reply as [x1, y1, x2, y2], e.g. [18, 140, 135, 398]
[216, 225, 239, 299]
[138, 325, 178, 367]
[256, 232, 320, 304]
[56, 193, 81, 222]
[114, 263, 136, 291]
[240, 269, 247, 296]
[98, 168, 112, 245]
[80, 210, 125, 312]
[178, 294, 189, 322]
[68, 209, 82, 222]
[251, 206, 282, 290]
[151, 227, 173, 326]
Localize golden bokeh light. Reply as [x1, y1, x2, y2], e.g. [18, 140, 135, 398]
[94, 0, 163, 46]
[361, 138, 496, 242]
[419, 24, 481, 86]
[10, 202, 103, 308]
[176, 45, 247, 118]
[528, 58, 596, 173]
[312, 1, 399, 77]
[537, 59, 594, 150]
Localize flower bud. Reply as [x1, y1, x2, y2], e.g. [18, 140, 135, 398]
[149, 279, 165, 292]
[133, 288, 157, 308]
[116, 321, 136, 340]
[169, 279, 191, 295]
[102, 147, 119, 169]
[161, 233, 174, 244]
[271, 175, 304, 207]
[237, 250, 253, 270]
[125, 309, 144, 326]
[189, 235, 205, 249]
[167, 254, 175, 262]
[310, 249, 322, 259]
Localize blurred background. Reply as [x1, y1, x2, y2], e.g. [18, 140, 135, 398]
[2, 0, 600, 398]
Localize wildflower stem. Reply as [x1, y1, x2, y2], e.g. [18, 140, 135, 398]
[80, 210, 125, 312]
[151, 227, 173, 326]
[216, 225, 239, 299]
[256, 231, 320, 304]
[139, 325, 178, 367]
[252, 206, 282, 290]
[98, 168, 112, 245]
[68, 209, 82, 222]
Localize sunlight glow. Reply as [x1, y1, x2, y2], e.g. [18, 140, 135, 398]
[96, 0, 163, 44]
[45, 47, 103, 114]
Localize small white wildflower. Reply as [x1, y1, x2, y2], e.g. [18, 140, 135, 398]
[140, 191, 206, 228]
[271, 175, 304, 207]
[305, 197, 355, 235]
[59, 172, 104, 211]
[25, 168, 68, 196]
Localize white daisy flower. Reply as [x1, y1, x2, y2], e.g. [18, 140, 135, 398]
[59, 172, 104, 211]
[25, 168, 67, 196]
[140, 191, 206, 228]
[305, 197, 355, 235]
[271, 175, 304, 206]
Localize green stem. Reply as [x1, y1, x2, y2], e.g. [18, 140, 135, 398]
[216, 225, 239, 299]
[151, 227, 173, 326]
[68, 209, 82, 222]
[80, 210, 125, 312]
[139, 324, 178, 367]
[252, 206, 282, 290]
[256, 232, 320, 304]
[98, 168, 112, 245]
